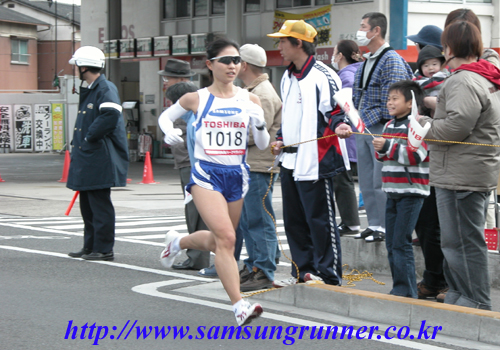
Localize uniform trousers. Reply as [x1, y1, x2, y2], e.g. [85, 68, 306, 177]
[80, 188, 115, 254]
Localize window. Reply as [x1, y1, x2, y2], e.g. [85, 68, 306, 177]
[194, 0, 207, 16]
[164, 0, 227, 18]
[277, 0, 313, 7]
[164, 0, 191, 18]
[212, 0, 225, 14]
[334, 0, 373, 3]
[409, 0, 491, 2]
[11, 39, 29, 64]
[245, 0, 260, 12]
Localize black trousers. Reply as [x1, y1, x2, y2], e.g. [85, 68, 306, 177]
[414, 186, 446, 290]
[79, 188, 115, 254]
[333, 165, 360, 227]
[280, 167, 342, 285]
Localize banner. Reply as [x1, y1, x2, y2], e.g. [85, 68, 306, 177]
[14, 104, 33, 151]
[333, 88, 366, 133]
[272, 5, 332, 47]
[52, 103, 65, 151]
[0, 105, 12, 152]
[34, 104, 52, 152]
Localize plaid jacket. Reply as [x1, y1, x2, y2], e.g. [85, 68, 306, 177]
[353, 50, 413, 128]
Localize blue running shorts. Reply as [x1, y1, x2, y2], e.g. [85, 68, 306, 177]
[186, 160, 250, 202]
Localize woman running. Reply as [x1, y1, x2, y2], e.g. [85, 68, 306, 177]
[158, 38, 270, 325]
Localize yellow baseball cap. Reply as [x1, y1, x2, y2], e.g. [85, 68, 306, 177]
[267, 20, 317, 43]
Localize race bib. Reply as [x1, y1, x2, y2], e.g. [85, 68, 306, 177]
[201, 108, 248, 155]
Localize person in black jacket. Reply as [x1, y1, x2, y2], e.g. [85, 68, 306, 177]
[67, 46, 129, 261]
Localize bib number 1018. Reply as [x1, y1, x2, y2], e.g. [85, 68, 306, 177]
[205, 131, 243, 147]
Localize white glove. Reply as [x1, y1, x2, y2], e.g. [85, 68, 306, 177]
[164, 128, 183, 146]
[247, 101, 266, 129]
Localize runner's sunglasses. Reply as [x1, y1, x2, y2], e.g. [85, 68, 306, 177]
[209, 56, 242, 65]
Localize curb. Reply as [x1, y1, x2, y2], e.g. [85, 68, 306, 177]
[251, 283, 500, 346]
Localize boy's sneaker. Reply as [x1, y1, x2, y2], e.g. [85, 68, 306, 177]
[160, 230, 183, 268]
[272, 276, 297, 288]
[304, 273, 325, 285]
[235, 301, 263, 326]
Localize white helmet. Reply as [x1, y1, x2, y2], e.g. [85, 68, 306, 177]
[69, 46, 105, 68]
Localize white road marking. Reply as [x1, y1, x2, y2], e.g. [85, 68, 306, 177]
[0, 245, 216, 282]
[0, 235, 70, 240]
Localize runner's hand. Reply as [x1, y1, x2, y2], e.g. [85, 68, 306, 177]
[164, 128, 183, 146]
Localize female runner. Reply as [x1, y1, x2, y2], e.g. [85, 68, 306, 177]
[158, 38, 270, 325]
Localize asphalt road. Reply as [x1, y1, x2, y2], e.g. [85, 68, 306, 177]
[0, 153, 492, 349]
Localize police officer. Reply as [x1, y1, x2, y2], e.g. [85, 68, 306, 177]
[67, 46, 129, 261]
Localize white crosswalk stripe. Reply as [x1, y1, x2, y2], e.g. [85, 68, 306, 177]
[1, 212, 367, 268]
[1, 215, 293, 266]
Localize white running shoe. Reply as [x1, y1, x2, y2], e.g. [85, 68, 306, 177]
[160, 230, 183, 268]
[235, 302, 263, 326]
[272, 276, 297, 288]
[304, 273, 325, 285]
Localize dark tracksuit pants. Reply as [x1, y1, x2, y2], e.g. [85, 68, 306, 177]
[280, 167, 342, 285]
[80, 188, 115, 254]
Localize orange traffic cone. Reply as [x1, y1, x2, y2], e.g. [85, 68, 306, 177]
[0, 172, 5, 182]
[139, 151, 158, 184]
[58, 150, 70, 183]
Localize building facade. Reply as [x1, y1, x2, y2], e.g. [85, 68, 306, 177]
[79, 0, 498, 144]
[0, 0, 81, 90]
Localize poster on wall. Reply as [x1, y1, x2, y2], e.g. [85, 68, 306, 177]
[14, 104, 33, 151]
[272, 5, 332, 48]
[34, 104, 52, 152]
[52, 103, 65, 151]
[0, 105, 13, 152]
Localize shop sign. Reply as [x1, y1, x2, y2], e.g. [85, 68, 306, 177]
[120, 38, 135, 58]
[34, 104, 52, 152]
[172, 35, 189, 56]
[14, 104, 33, 152]
[272, 5, 332, 48]
[103, 40, 119, 59]
[136, 37, 153, 57]
[154, 36, 171, 56]
[0, 105, 12, 151]
[191, 33, 207, 55]
[52, 103, 65, 151]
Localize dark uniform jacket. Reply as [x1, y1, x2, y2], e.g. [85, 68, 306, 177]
[67, 74, 129, 191]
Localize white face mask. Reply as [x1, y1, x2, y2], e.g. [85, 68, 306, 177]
[356, 30, 372, 46]
[331, 52, 339, 70]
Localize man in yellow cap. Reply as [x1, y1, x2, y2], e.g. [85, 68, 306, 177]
[268, 20, 346, 287]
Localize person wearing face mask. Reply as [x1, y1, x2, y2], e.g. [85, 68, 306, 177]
[335, 12, 413, 243]
[331, 40, 363, 235]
